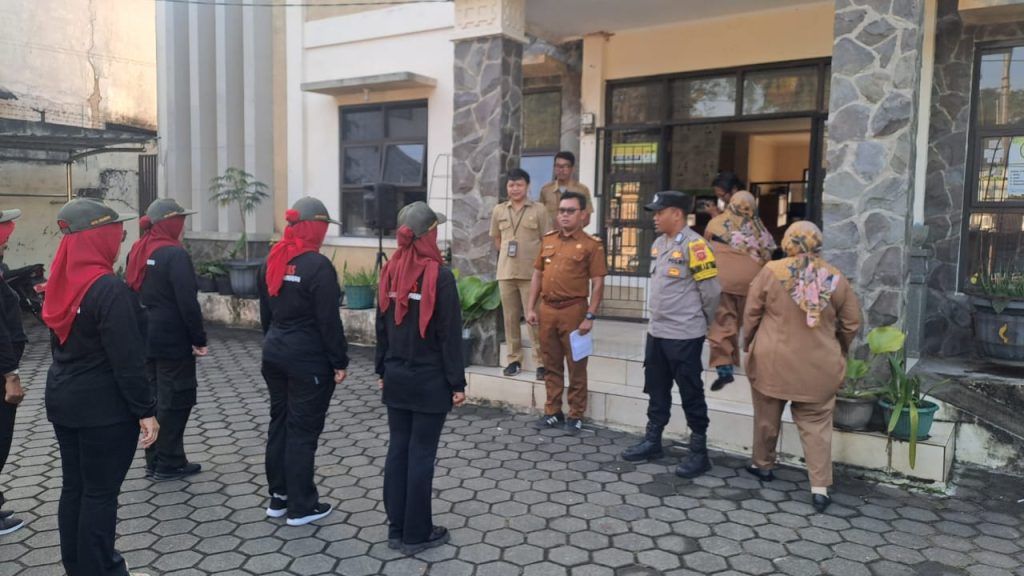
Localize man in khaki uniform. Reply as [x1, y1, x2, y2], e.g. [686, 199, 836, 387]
[490, 169, 549, 380]
[539, 151, 592, 228]
[526, 191, 607, 436]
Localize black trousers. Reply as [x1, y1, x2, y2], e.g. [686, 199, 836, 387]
[384, 407, 446, 544]
[0, 341, 25, 507]
[644, 334, 709, 435]
[262, 361, 335, 518]
[54, 420, 138, 576]
[144, 357, 197, 472]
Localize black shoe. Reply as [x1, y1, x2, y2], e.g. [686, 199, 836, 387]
[0, 509, 13, 520]
[622, 423, 664, 461]
[153, 462, 202, 481]
[564, 418, 583, 436]
[401, 526, 450, 555]
[503, 362, 522, 377]
[535, 367, 546, 381]
[812, 494, 831, 513]
[0, 515, 24, 536]
[287, 502, 332, 526]
[710, 375, 734, 391]
[145, 466, 155, 479]
[745, 465, 774, 482]
[266, 494, 287, 518]
[534, 413, 565, 430]
[675, 433, 712, 479]
[388, 538, 402, 550]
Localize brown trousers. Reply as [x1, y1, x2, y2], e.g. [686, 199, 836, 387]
[708, 292, 745, 368]
[499, 279, 543, 367]
[539, 300, 588, 419]
[751, 387, 835, 487]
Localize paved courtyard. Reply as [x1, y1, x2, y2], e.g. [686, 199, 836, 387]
[2, 324, 1024, 576]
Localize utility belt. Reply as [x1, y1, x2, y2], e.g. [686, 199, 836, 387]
[541, 296, 586, 310]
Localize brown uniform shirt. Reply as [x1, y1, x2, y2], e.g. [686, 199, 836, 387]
[490, 200, 549, 281]
[533, 229, 608, 302]
[540, 180, 592, 224]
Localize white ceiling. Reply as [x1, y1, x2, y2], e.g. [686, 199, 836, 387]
[526, 0, 827, 43]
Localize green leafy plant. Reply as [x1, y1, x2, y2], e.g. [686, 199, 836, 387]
[196, 260, 227, 278]
[453, 269, 501, 330]
[837, 358, 880, 399]
[970, 270, 1024, 313]
[208, 168, 270, 261]
[342, 262, 377, 288]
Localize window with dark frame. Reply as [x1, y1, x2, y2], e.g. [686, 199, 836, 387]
[521, 89, 561, 200]
[339, 101, 428, 236]
[964, 46, 1024, 287]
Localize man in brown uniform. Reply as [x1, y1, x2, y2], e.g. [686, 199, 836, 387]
[539, 152, 592, 228]
[526, 191, 607, 435]
[490, 168, 549, 380]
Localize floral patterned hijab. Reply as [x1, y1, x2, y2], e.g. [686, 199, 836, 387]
[770, 221, 841, 328]
[705, 191, 776, 263]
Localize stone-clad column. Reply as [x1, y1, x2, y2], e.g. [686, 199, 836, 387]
[822, 0, 926, 330]
[451, 0, 525, 365]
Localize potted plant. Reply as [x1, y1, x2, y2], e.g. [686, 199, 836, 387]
[454, 270, 501, 368]
[872, 326, 943, 469]
[968, 270, 1024, 365]
[209, 168, 270, 298]
[195, 261, 224, 293]
[343, 263, 377, 310]
[834, 357, 879, 431]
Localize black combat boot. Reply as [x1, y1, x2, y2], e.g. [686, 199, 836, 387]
[675, 432, 712, 478]
[621, 423, 664, 461]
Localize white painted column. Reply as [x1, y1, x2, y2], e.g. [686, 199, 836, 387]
[242, 4, 274, 235]
[188, 3, 218, 232]
[157, 2, 193, 218]
[579, 32, 608, 235]
[912, 0, 938, 226]
[285, 6, 305, 209]
[215, 2, 244, 234]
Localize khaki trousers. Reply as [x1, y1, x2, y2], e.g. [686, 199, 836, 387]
[539, 300, 588, 419]
[708, 292, 745, 368]
[499, 279, 543, 367]
[751, 387, 835, 487]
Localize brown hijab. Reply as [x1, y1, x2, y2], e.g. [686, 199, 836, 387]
[767, 221, 841, 328]
[704, 191, 776, 263]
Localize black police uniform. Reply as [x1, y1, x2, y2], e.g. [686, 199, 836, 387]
[258, 251, 348, 518]
[0, 273, 26, 511]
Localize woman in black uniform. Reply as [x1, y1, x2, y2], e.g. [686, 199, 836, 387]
[0, 208, 27, 536]
[258, 197, 348, 526]
[376, 202, 466, 555]
[42, 198, 158, 576]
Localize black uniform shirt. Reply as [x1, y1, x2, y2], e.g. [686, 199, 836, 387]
[139, 246, 207, 359]
[258, 252, 349, 376]
[375, 267, 466, 414]
[0, 278, 27, 374]
[46, 275, 156, 428]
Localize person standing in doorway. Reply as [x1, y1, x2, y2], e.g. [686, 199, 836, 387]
[526, 191, 607, 436]
[621, 191, 721, 479]
[703, 191, 776, 391]
[126, 198, 208, 482]
[259, 197, 348, 527]
[490, 168, 549, 380]
[540, 151, 593, 228]
[376, 202, 465, 555]
[705, 171, 745, 218]
[42, 198, 159, 576]
[0, 209, 27, 536]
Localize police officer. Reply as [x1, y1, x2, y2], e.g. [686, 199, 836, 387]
[0, 208, 26, 535]
[490, 168, 549, 380]
[258, 197, 348, 527]
[621, 191, 721, 479]
[526, 191, 607, 436]
[126, 198, 208, 481]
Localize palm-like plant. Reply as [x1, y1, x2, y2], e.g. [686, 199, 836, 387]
[209, 168, 270, 261]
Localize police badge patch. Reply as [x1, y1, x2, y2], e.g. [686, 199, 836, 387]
[688, 239, 718, 281]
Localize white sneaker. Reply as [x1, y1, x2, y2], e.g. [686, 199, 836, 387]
[286, 503, 331, 526]
[266, 493, 287, 518]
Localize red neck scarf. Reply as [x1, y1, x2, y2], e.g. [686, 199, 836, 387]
[0, 221, 14, 247]
[125, 216, 185, 291]
[42, 223, 124, 345]
[265, 211, 328, 297]
[378, 226, 442, 338]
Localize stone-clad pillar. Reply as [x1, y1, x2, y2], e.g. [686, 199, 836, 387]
[451, 0, 525, 365]
[822, 0, 926, 330]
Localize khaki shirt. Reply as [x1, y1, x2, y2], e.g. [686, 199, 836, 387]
[647, 227, 722, 340]
[489, 200, 549, 281]
[533, 229, 608, 302]
[540, 180, 592, 225]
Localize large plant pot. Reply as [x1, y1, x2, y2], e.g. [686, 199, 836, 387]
[196, 275, 218, 293]
[834, 396, 876, 431]
[226, 260, 261, 299]
[215, 275, 233, 296]
[346, 285, 375, 309]
[879, 399, 939, 441]
[971, 297, 1024, 365]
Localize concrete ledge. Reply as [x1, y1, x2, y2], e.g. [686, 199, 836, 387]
[198, 292, 377, 345]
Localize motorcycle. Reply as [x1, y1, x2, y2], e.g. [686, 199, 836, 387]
[1, 262, 47, 324]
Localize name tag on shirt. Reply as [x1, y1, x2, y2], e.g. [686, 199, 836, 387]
[146, 259, 156, 266]
[387, 292, 421, 300]
[284, 275, 301, 283]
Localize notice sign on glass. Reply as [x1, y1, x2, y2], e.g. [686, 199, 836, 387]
[612, 142, 658, 166]
[1006, 137, 1024, 200]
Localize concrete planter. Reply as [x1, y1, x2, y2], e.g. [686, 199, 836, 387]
[834, 396, 876, 431]
[196, 275, 218, 293]
[970, 297, 1024, 365]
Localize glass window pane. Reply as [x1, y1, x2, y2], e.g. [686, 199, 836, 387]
[382, 144, 425, 185]
[671, 76, 736, 119]
[342, 108, 383, 141]
[610, 82, 664, 125]
[978, 48, 1024, 127]
[387, 105, 427, 139]
[520, 155, 555, 200]
[966, 211, 1024, 278]
[523, 91, 562, 151]
[341, 191, 372, 236]
[823, 65, 831, 112]
[342, 145, 380, 185]
[742, 66, 818, 115]
[975, 136, 1024, 202]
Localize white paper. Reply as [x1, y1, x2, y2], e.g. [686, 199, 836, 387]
[570, 330, 593, 362]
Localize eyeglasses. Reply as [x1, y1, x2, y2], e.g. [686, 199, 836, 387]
[557, 208, 579, 215]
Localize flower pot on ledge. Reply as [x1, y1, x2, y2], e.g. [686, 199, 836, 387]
[970, 297, 1024, 366]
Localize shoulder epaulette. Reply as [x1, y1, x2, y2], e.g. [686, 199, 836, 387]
[544, 230, 558, 236]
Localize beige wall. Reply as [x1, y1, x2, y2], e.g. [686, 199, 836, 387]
[746, 135, 810, 184]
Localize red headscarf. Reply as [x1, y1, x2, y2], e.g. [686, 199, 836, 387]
[378, 225, 443, 338]
[265, 209, 329, 297]
[42, 223, 125, 345]
[0, 221, 14, 247]
[125, 216, 185, 291]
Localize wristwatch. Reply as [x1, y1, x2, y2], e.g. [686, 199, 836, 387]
[584, 312, 596, 321]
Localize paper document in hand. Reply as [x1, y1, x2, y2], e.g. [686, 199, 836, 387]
[570, 330, 593, 362]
